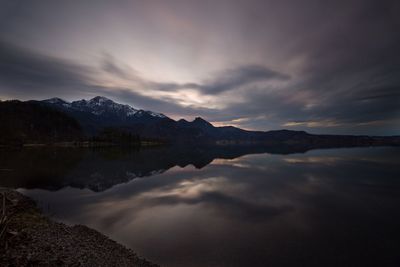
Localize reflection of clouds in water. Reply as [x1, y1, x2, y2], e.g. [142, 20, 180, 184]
[211, 153, 271, 166]
[211, 157, 246, 165]
[284, 147, 400, 166]
[212, 159, 254, 169]
[284, 156, 341, 165]
[18, 147, 400, 267]
[283, 155, 397, 165]
[142, 176, 227, 199]
[211, 154, 276, 172]
[21, 147, 399, 227]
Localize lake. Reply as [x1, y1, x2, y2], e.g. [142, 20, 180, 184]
[1, 146, 400, 266]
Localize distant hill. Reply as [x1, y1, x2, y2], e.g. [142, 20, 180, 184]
[0, 100, 83, 145]
[0, 96, 399, 147]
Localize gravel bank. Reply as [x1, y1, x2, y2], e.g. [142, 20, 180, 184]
[0, 189, 159, 266]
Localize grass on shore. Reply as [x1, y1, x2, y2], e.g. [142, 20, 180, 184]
[0, 193, 10, 246]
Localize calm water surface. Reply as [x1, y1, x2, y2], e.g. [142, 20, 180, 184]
[1, 146, 400, 266]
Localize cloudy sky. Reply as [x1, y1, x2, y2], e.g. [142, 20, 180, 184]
[0, 0, 399, 135]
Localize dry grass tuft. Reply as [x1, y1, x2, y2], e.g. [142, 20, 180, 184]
[0, 192, 16, 248]
[0, 193, 9, 243]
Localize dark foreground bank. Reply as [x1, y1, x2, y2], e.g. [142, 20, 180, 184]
[0, 189, 158, 267]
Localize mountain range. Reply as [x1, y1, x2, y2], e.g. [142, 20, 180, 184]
[0, 96, 399, 147]
[37, 96, 329, 143]
[41, 96, 167, 136]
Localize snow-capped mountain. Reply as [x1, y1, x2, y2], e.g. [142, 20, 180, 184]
[5, 97, 400, 146]
[39, 96, 312, 143]
[43, 96, 166, 119]
[43, 97, 71, 107]
[41, 96, 169, 135]
[41, 96, 254, 139]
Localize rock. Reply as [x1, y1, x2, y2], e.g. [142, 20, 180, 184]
[0, 189, 159, 267]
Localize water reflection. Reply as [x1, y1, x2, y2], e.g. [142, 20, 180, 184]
[0, 145, 321, 191]
[3, 146, 400, 266]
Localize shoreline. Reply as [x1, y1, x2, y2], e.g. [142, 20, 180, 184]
[0, 189, 158, 266]
[0, 140, 166, 149]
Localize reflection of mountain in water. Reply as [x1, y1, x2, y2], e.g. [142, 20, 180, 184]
[0, 144, 359, 191]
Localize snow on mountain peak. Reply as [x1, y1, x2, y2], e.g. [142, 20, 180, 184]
[44, 97, 69, 104]
[148, 111, 167, 118]
[91, 96, 110, 101]
[43, 96, 167, 119]
[43, 97, 72, 108]
[134, 109, 166, 118]
[88, 96, 112, 106]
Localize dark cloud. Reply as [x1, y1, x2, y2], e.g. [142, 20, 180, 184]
[96, 51, 289, 98]
[0, 41, 95, 99]
[97, 86, 218, 118]
[0, 0, 399, 134]
[207, 0, 400, 134]
[0, 41, 210, 115]
[100, 53, 133, 80]
[188, 65, 289, 94]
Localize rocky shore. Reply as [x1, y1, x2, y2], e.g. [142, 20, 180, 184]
[0, 189, 158, 266]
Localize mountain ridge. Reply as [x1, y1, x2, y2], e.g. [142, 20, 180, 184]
[40, 96, 400, 147]
[40, 96, 168, 135]
[1, 96, 399, 147]
[43, 96, 166, 119]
